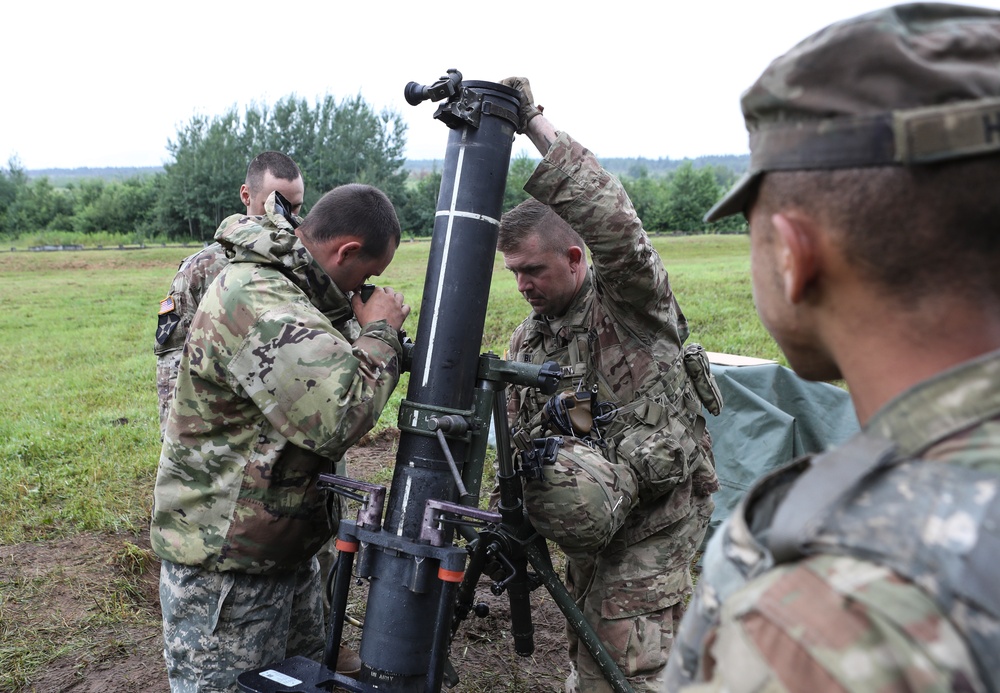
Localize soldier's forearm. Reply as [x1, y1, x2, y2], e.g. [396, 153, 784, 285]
[525, 114, 558, 157]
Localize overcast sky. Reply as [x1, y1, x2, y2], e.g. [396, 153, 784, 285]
[6, 0, 998, 170]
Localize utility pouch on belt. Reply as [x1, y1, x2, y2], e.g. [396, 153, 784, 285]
[683, 343, 724, 416]
[543, 391, 594, 437]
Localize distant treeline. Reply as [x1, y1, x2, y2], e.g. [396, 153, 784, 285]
[26, 167, 165, 185]
[26, 153, 750, 184]
[406, 153, 752, 181]
[3, 94, 746, 247]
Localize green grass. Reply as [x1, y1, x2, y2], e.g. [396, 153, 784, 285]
[0, 235, 774, 545]
[0, 249, 192, 543]
[0, 234, 773, 691]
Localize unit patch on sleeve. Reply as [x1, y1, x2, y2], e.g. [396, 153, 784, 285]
[156, 295, 180, 345]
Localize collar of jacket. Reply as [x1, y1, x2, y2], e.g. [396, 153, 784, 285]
[866, 347, 1000, 459]
[215, 206, 353, 325]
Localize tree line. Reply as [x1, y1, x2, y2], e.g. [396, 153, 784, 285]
[0, 94, 746, 247]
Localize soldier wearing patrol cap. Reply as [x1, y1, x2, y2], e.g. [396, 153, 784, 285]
[498, 78, 722, 692]
[666, 4, 1000, 691]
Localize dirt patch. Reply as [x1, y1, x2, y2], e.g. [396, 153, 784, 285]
[0, 532, 167, 693]
[2, 434, 572, 692]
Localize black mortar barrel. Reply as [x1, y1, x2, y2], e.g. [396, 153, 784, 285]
[357, 79, 519, 691]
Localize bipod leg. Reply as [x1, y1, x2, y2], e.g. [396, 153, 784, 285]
[323, 535, 358, 671]
[500, 533, 536, 656]
[486, 372, 633, 692]
[524, 538, 634, 693]
[453, 529, 490, 634]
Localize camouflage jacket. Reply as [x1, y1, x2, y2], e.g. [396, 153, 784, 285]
[508, 132, 719, 546]
[153, 204, 309, 435]
[151, 194, 402, 574]
[666, 348, 1000, 692]
[154, 242, 230, 434]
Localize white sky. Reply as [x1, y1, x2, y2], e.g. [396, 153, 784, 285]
[5, 0, 998, 170]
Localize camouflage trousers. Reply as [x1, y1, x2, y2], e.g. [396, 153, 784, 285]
[159, 557, 325, 693]
[564, 494, 713, 693]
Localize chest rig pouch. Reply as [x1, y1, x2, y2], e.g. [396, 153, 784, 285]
[683, 343, 723, 416]
[611, 353, 716, 512]
[511, 311, 718, 515]
[512, 322, 603, 443]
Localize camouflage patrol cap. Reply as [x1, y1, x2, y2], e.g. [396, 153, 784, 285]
[706, 2, 1000, 221]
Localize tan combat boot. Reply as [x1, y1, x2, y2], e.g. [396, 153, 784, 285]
[336, 644, 362, 678]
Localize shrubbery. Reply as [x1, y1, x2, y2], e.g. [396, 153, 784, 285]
[0, 94, 746, 245]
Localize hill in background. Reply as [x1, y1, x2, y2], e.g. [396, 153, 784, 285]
[27, 167, 164, 186]
[27, 153, 750, 186]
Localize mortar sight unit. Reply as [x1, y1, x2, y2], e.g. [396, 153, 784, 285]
[237, 70, 635, 693]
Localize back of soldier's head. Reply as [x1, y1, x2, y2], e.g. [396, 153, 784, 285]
[709, 3, 1000, 299]
[299, 183, 401, 258]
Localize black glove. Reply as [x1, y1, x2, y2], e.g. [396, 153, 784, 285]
[500, 76, 543, 134]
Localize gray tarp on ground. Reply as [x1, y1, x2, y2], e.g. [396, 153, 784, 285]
[703, 363, 860, 538]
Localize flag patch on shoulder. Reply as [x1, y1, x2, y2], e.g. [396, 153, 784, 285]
[158, 295, 176, 315]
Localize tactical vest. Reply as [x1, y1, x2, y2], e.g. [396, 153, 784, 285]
[508, 281, 720, 541]
[516, 290, 696, 430]
[670, 431, 1000, 690]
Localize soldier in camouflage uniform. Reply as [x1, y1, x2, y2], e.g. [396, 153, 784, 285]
[151, 151, 358, 677]
[151, 183, 410, 693]
[154, 151, 305, 435]
[497, 78, 721, 693]
[665, 5, 1000, 692]
[152, 152, 363, 678]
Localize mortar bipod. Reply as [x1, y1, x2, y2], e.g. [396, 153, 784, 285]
[472, 374, 636, 693]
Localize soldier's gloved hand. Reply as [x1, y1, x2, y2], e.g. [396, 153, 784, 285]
[501, 77, 543, 134]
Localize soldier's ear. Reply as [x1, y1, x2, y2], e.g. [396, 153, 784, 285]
[772, 211, 819, 304]
[333, 239, 364, 266]
[567, 246, 585, 271]
[240, 184, 252, 209]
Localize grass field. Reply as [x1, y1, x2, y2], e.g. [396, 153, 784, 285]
[0, 234, 779, 689]
[0, 234, 777, 547]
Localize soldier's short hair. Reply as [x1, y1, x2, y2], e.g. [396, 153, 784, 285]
[245, 151, 302, 196]
[498, 198, 584, 255]
[299, 184, 401, 258]
[757, 154, 1000, 300]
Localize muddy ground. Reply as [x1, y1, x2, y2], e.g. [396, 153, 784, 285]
[1, 433, 570, 692]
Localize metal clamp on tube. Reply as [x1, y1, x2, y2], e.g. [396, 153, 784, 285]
[316, 474, 386, 532]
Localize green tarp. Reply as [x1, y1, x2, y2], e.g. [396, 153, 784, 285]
[704, 363, 860, 537]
